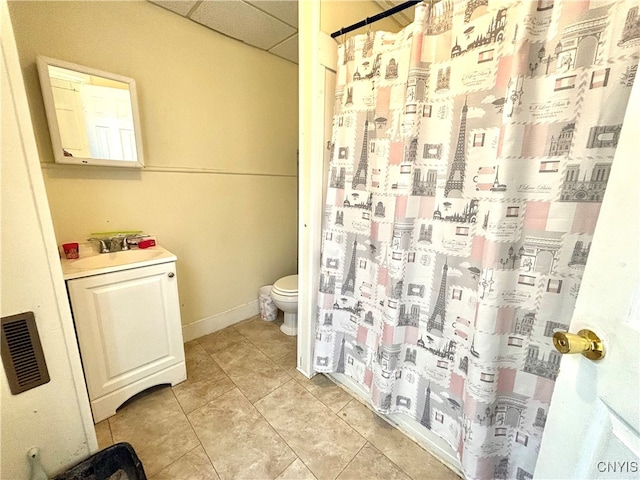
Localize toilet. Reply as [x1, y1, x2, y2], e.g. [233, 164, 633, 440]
[270, 274, 298, 336]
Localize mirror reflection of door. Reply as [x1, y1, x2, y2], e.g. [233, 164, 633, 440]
[80, 84, 136, 160]
[49, 76, 91, 158]
[48, 65, 136, 161]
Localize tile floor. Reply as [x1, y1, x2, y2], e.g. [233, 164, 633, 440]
[95, 315, 461, 480]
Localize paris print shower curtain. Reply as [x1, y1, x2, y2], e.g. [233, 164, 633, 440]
[314, 1, 639, 478]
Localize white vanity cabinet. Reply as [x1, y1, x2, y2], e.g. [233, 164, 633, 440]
[65, 256, 186, 423]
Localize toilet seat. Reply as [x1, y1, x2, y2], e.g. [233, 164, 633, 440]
[271, 290, 297, 300]
[272, 275, 298, 296]
[271, 289, 297, 298]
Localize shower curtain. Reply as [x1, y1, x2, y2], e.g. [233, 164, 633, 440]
[314, 1, 639, 478]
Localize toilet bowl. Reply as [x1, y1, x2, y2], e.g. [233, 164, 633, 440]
[270, 274, 298, 336]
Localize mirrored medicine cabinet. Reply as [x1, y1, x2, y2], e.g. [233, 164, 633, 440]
[36, 56, 145, 168]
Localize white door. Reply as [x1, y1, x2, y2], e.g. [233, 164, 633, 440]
[80, 84, 136, 160]
[50, 77, 91, 157]
[535, 81, 640, 478]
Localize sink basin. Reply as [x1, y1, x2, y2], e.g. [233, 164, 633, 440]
[61, 246, 176, 280]
[68, 248, 163, 270]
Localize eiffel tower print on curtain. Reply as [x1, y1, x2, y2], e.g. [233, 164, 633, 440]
[445, 98, 469, 197]
[352, 119, 371, 189]
[342, 238, 358, 295]
[427, 259, 448, 333]
[420, 382, 432, 429]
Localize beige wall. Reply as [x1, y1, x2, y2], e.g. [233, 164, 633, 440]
[8, 1, 298, 328]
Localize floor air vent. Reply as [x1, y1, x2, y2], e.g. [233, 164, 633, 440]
[1, 312, 50, 394]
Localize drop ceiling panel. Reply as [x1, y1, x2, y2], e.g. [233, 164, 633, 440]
[373, 0, 414, 27]
[189, 0, 296, 50]
[269, 34, 298, 64]
[246, 1, 298, 28]
[149, 0, 198, 17]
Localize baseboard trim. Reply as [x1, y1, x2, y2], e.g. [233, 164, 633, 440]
[182, 300, 259, 342]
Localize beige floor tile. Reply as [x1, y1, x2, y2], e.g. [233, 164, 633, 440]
[108, 386, 200, 477]
[183, 339, 206, 361]
[296, 374, 353, 413]
[198, 327, 246, 355]
[234, 316, 297, 361]
[272, 350, 331, 388]
[150, 445, 219, 480]
[276, 458, 317, 480]
[337, 442, 410, 480]
[271, 349, 300, 378]
[188, 388, 296, 480]
[211, 339, 290, 403]
[255, 380, 366, 480]
[94, 420, 113, 450]
[172, 341, 235, 414]
[273, 354, 353, 412]
[338, 400, 460, 480]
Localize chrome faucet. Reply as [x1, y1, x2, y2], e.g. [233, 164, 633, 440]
[120, 234, 140, 251]
[88, 234, 149, 253]
[110, 236, 124, 252]
[87, 237, 109, 254]
[120, 235, 131, 251]
[122, 234, 148, 250]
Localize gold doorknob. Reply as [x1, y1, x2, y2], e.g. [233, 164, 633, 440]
[552, 329, 605, 360]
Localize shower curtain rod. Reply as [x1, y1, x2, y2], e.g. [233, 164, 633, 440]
[330, 0, 425, 39]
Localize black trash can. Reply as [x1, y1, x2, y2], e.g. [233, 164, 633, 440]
[52, 442, 146, 480]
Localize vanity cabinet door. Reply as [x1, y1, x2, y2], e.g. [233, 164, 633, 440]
[67, 262, 185, 401]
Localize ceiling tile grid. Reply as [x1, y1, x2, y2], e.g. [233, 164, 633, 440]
[149, 0, 414, 65]
[189, 1, 296, 51]
[150, 0, 299, 64]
